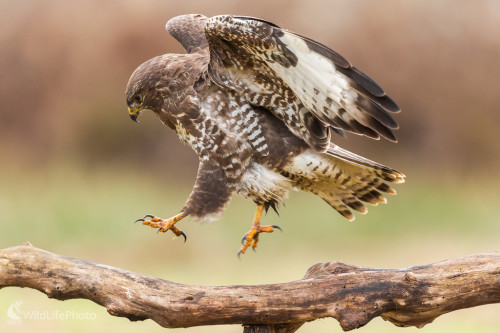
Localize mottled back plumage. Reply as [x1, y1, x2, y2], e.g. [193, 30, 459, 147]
[126, 14, 405, 232]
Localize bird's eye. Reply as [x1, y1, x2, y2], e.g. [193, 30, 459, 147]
[133, 95, 142, 103]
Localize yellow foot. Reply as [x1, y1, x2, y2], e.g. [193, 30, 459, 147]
[238, 224, 282, 257]
[136, 212, 188, 241]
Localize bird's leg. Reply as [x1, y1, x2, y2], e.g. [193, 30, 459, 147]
[136, 212, 189, 242]
[238, 205, 281, 256]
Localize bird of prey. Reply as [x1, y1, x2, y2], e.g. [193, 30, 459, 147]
[126, 14, 405, 255]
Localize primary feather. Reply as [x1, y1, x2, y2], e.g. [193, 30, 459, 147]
[205, 15, 400, 151]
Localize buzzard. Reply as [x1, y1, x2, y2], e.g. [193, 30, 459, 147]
[126, 14, 405, 255]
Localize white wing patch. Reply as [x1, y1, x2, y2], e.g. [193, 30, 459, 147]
[205, 15, 400, 145]
[266, 33, 386, 138]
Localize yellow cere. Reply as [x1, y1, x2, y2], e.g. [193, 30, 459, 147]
[128, 102, 143, 114]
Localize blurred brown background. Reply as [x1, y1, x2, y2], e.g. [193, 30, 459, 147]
[1, 1, 499, 333]
[2, 0, 500, 175]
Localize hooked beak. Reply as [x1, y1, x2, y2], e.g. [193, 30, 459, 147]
[128, 107, 139, 122]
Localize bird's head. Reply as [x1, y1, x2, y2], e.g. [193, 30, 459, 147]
[125, 56, 168, 122]
[126, 53, 204, 131]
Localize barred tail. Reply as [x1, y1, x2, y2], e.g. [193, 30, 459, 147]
[325, 145, 405, 184]
[283, 145, 405, 221]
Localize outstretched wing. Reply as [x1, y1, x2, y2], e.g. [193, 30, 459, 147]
[166, 14, 210, 56]
[204, 15, 400, 152]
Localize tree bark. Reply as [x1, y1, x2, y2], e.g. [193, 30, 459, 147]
[0, 242, 498, 332]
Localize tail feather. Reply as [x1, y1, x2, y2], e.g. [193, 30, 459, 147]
[362, 177, 397, 195]
[342, 195, 368, 214]
[283, 145, 405, 221]
[325, 145, 405, 184]
[310, 188, 356, 221]
[349, 182, 387, 205]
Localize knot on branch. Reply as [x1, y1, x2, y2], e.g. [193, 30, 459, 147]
[304, 261, 369, 278]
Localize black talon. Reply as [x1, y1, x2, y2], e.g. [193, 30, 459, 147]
[180, 231, 187, 242]
[241, 235, 247, 245]
[135, 218, 145, 223]
[143, 214, 155, 219]
[271, 225, 282, 232]
[237, 250, 243, 259]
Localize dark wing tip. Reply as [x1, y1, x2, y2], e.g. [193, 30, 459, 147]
[345, 67, 401, 113]
[354, 95, 399, 129]
[382, 95, 401, 113]
[337, 66, 384, 97]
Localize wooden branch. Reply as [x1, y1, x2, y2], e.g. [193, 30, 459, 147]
[0, 243, 499, 332]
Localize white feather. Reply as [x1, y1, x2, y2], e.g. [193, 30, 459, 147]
[264, 33, 369, 127]
[236, 163, 292, 203]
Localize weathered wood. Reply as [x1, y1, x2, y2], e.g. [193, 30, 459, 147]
[0, 243, 498, 331]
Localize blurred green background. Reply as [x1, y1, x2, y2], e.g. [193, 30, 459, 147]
[1, 0, 499, 332]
